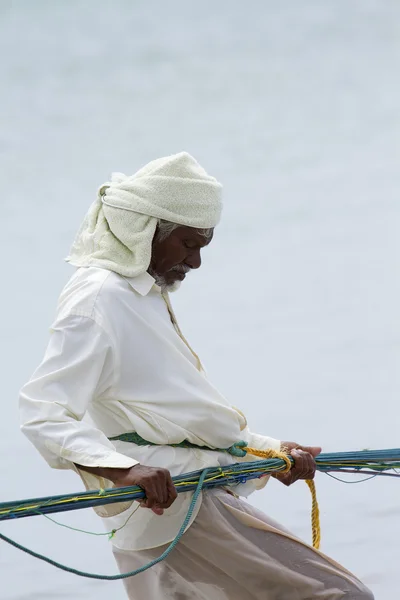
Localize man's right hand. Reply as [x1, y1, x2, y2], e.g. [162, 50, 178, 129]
[112, 465, 177, 515]
[77, 463, 178, 515]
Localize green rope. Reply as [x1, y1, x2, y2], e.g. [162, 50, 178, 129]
[0, 468, 209, 580]
[109, 431, 248, 458]
[37, 502, 140, 540]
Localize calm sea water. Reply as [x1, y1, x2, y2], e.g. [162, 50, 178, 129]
[1, 2, 399, 598]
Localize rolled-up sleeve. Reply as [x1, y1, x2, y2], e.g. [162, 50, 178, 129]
[232, 406, 280, 452]
[247, 431, 281, 452]
[19, 314, 138, 472]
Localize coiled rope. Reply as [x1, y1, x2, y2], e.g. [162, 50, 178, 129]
[233, 444, 320, 550]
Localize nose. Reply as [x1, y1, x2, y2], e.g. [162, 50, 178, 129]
[186, 249, 202, 270]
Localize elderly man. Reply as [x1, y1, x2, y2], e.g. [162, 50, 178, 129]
[20, 152, 373, 599]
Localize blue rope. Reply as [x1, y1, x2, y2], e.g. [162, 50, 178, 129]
[0, 468, 210, 581]
[2, 449, 400, 580]
[2, 451, 400, 524]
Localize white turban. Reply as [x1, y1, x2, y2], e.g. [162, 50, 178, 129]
[66, 152, 222, 277]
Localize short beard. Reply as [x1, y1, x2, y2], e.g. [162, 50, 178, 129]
[154, 275, 182, 293]
[148, 265, 190, 293]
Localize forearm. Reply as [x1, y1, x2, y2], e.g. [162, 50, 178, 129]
[76, 462, 178, 513]
[76, 463, 138, 484]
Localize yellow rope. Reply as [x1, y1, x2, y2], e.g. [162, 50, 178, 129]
[243, 446, 292, 470]
[157, 299, 321, 548]
[245, 446, 321, 550]
[1, 444, 321, 551]
[159, 295, 321, 548]
[305, 479, 320, 549]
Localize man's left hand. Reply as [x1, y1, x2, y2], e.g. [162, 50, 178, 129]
[273, 442, 322, 487]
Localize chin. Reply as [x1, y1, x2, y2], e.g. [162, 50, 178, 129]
[165, 280, 182, 293]
[154, 275, 182, 293]
[151, 269, 185, 293]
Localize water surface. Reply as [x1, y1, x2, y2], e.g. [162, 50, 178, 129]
[0, 2, 399, 598]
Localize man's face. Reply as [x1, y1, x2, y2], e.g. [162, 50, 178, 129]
[149, 225, 213, 290]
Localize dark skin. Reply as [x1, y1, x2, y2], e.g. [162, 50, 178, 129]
[78, 226, 321, 513]
[149, 225, 213, 287]
[275, 443, 321, 486]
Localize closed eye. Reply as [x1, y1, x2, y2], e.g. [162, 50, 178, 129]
[183, 240, 198, 249]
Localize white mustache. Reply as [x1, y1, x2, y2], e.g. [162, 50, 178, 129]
[171, 265, 191, 274]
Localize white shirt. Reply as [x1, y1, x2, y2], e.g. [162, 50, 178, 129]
[20, 267, 280, 550]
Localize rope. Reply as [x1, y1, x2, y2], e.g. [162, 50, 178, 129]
[2, 448, 400, 578]
[306, 480, 320, 550]
[243, 446, 291, 468]
[0, 468, 209, 580]
[243, 445, 320, 550]
[157, 292, 324, 547]
[38, 502, 140, 540]
[109, 433, 321, 550]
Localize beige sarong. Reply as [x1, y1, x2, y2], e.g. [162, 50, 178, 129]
[113, 489, 374, 600]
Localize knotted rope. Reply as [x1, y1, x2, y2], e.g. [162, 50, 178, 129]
[0, 437, 321, 580]
[110, 433, 321, 550]
[230, 442, 320, 550]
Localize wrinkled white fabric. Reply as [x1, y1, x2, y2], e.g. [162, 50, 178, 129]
[113, 489, 374, 600]
[19, 266, 280, 550]
[66, 152, 222, 277]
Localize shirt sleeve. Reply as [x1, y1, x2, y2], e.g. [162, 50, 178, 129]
[19, 314, 138, 472]
[231, 406, 281, 452]
[229, 407, 280, 493]
[247, 431, 281, 452]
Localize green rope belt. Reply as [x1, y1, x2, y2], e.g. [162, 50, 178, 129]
[109, 431, 249, 458]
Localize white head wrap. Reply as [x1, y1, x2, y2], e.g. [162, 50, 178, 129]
[66, 152, 222, 277]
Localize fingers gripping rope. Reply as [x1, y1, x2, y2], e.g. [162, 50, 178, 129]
[243, 445, 321, 550]
[0, 447, 322, 579]
[0, 469, 209, 580]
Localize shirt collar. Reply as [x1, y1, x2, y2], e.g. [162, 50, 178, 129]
[124, 271, 160, 296]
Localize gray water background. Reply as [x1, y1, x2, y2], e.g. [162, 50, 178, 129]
[0, 1, 399, 598]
